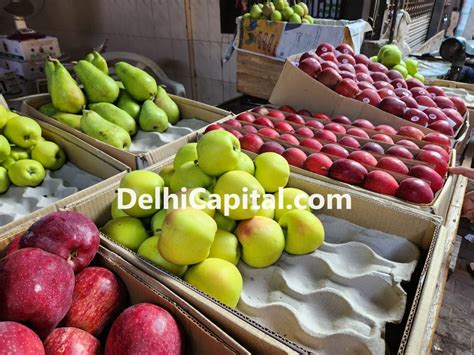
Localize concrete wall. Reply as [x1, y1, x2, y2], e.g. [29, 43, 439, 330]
[0, 0, 238, 105]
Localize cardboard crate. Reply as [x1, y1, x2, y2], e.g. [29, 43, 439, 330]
[64, 157, 446, 354]
[0, 36, 60, 61]
[0, 230, 249, 354]
[22, 94, 232, 170]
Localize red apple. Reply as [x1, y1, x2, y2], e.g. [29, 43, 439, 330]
[320, 52, 338, 63]
[374, 82, 394, 91]
[0, 248, 75, 338]
[313, 112, 331, 121]
[267, 110, 286, 120]
[275, 121, 295, 133]
[370, 72, 390, 82]
[378, 97, 407, 117]
[325, 122, 347, 134]
[337, 54, 356, 65]
[338, 63, 356, 73]
[286, 113, 306, 125]
[400, 95, 418, 108]
[224, 119, 242, 129]
[105, 303, 183, 355]
[428, 120, 455, 136]
[239, 133, 264, 152]
[20, 211, 100, 273]
[205, 124, 224, 133]
[317, 68, 342, 89]
[422, 144, 450, 161]
[0, 321, 45, 354]
[328, 159, 368, 185]
[397, 178, 434, 204]
[336, 43, 355, 56]
[397, 139, 420, 149]
[299, 58, 322, 78]
[372, 133, 394, 144]
[410, 87, 429, 98]
[338, 136, 360, 148]
[361, 142, 385, 154]
[321, 143, 349, 158]
[375, 125, 398, 135]
[303, 153, 333, 175]
[403, 108, 429, 127]
[355, 89, 382, 106]
[316, 43, 335, 56]
[355, 64, 370, 74]
[387, 145, 414, 159]
[352, 118, 375, 130]
[336, 78, 359, 98]
[354, 54, 370, 66]
[254, 117, 275, 128]
[257, 127, 279, 139]
[314, 129, 338, 143]
[340, 71, 357, 81]
[443, 108, 464, 128]
[449, 96, 467, 115]
[282, 148, 307, 168]
[377, 88, 396, 99]
[426, 86, 446, 97]
[368, 62, 389, 73]
[358, 82, 376, 91]
[348, 150, 377, 166]
[387, 70, 404, 80]
[394, 88, 412, 98]
[242, 125, 258, 133]
[298, 109, 312, 117]
[44, 327, 101, 355]
[422, 132, 451, 147]
[279, 133, 300, 145]
[347, 127, 370, 139]
[363, 170, 399, 196]
[391, 78, 407, 89]
[377, 156, 409, 175]
[406, 78, 425, 89]
[227, 129, 243, 139]
[258, 141, 285, 154]
[331, 114, 352, 125]
[424, 107, 448, 123]
[416, 150, 448, 176]
[434, 96, 454, 109]
[252, 107, 269, 115]
[295, 127, 314, 138]
[300, 138, 323, 151]
[416, 95, 437, 107]
[279, 105, 296, 113]
[3, 235, 21, 256]
[409, 165, 444, 193]
[356, 72, 373, 83]
[299, 51, 319, 63]
[398, 125, 425, 140]
[236, 112, 255, 123]
[306, 120, 325, 130]
[321, 61, 339, 71]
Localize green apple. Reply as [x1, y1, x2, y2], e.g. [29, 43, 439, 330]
[398, 60, 406, 67]
[213, 211, 236, 232]
[3, 116, 42, 148]
[111, 195, 130, 218]
[405, 58, 418, 75]
[274, 187, 310, 220]
[174, 143, 197, 169]
[197, 130, 241, 176]
[31, 141, 66, 170]
[119, 170, 164, 218]
[151, 209, 167, 234]
[0, 109, 18, 130]
[406, 74, 413, 79]
[254, 152, 290, 192]
[170, 160, 215, 193]
[102, 216, 148, 251]
[236, 216, 285, 268]
[137, 236, 188, 277]
[1, 157, 15, 169]
[184, 258, 243, 308]
[10, 146, 30, 160]
[255, 195, 275, 219]
[208, 229, 240, 265]
[392, 64, 408, 78]
[214, 170, 264, 220]
[159, 165, 174, 187]
[0, 135, 11, 163]
[279, 209, 325, 254]
[0, 166, 10, 193]
[8, 159, 45, 187]
[378, 44, 402, 68]
[235, 153, 255, 175]
[370, 55, 378, 62]
[159, 208, 217, 265]
[167, 188, 215, 217]
[414, 72, 424, 83]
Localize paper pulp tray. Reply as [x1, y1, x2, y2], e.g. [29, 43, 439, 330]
[64, 157, 444, 354]
[0, 231, 249, 355]
[21, 94, 232, 170]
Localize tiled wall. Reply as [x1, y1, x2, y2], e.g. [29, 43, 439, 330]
[0, 0, 238, 105]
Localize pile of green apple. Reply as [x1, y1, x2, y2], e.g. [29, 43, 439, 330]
[371, 44, 423, 82]
[0, 106, 66, 193]
[101, 130, 325, 308]
[244, 0, 315, 24]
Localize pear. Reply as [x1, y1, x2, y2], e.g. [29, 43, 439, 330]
[292, 4, 304, 16]
[138, 100, 168, 133]
[273, 0, 285, 11]
[44, 59, 55, 93]
[299, 2, 309, 16]
[242, 12, 251, 19]
[80, 110, 131, 150]
[115, 62, 157, 101]
[38, 103, 57, 116]
[303, 15, 314, 24]
[52, 112, 81, 130]
[74, 60, 119, 103]
[89, 102, 137, 136]
[281, 6, 294, 20]
[271, 10, 282, 21]
[154, 86, 180, 125]
[48, 58, 86, 114]
[85, 51, 108, 74]
[262, 2, 275, 17]
[250, 4, 263, 19]
[116, 90, 140, 120]
[288, 13, 302, 23]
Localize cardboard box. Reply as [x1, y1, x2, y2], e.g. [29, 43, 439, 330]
[0, 36, 60, 61]
[0, 57, 45, 80]
[22, 94, 232, 170]
[64, 157, 445, 354]
[0, 228, 249, 354]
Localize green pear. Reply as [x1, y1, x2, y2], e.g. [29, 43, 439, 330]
[174, 143, 197, 169]
[31, 141, 66, 170]
[151, 209, 168, 234]
[279, 209, 324, 254]
[85, 51, 108, 74]
[197, 130, 241, 176]
[3, 116, 42, 148]
[116, 90, 141, 120]
[48, 58, 86, 114]
[38, 103, 57, 117]
[292, 4, 304, 16]
[89, 102, 137, 136]
[271, 10, 282, 21]
[170, 160, 215, 193]
[8, 159, 45, 187]
[273, 0, 285, 11]
[154, 86, 180, 125]
[0, 135, 11, 163]
[0, 166, 10, 193]
[102, 216, 148, 251]
[111, 195, 130, 218]
[138, 236, 188, 277]
[300, 2, 309, 16]
[236, 216, 285, 268]
[288, 13, 302, 23]
[116, 80, 125, 89]
[115, 61, 158, 101]
[242, 13, 251, 19]
[303, 15, 314, 24]
[158, 165, 174, 187]
[80, 110, 131, 150]
[52, 112, 81, 130]
[184, 258, 243, 308]
[44, 59, 55, 93]
[208, 229, 240, 265]
[250, 4, 263, 19]
[262, 2, 275, 17]
[281, 6, 294, 20]
[254, 152, 290, 192]
[139, 100, 169, 132]
[159, 208, 217, 265]
[74, 60, 119, 103]
[274, 187, 310, 220]
[235, 152, 255, 175]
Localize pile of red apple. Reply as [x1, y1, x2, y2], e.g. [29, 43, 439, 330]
[296, 42, 468, 136]
[206, 106, 452, 204]
[0, 211, 183, 355]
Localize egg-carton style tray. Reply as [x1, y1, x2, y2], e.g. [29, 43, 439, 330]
[237, 214, 420, 354]
[0, 162, 102, 227]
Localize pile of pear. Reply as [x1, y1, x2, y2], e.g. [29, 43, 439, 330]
[244, 0, 314, 24]
[0, 105, 66, 194]
[101, 130, 325, 309]
[40, 52, 181, 151]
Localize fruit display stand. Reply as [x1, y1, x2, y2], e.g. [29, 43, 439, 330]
[21, 94, 232, 170]
[63, 155, 448, 354]
[0, 229, 250, 354]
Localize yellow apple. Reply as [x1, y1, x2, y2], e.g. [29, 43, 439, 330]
[213, 211, 236, 232]
[279, 210, 325, 254]
[151, 209, 167, 234]
[197, 130, 241, 176]
[167, 188, 215, 217]
[111, 195, 130, 218]
[208, 229, 240, 265]
[235, 153, 255, 175]
[158, 165, 174, 187]
[173, 143, 197, 169]
[102, 216, 149, 251]
[254, 152, 290, 192]
[274, 187, 310, 220]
